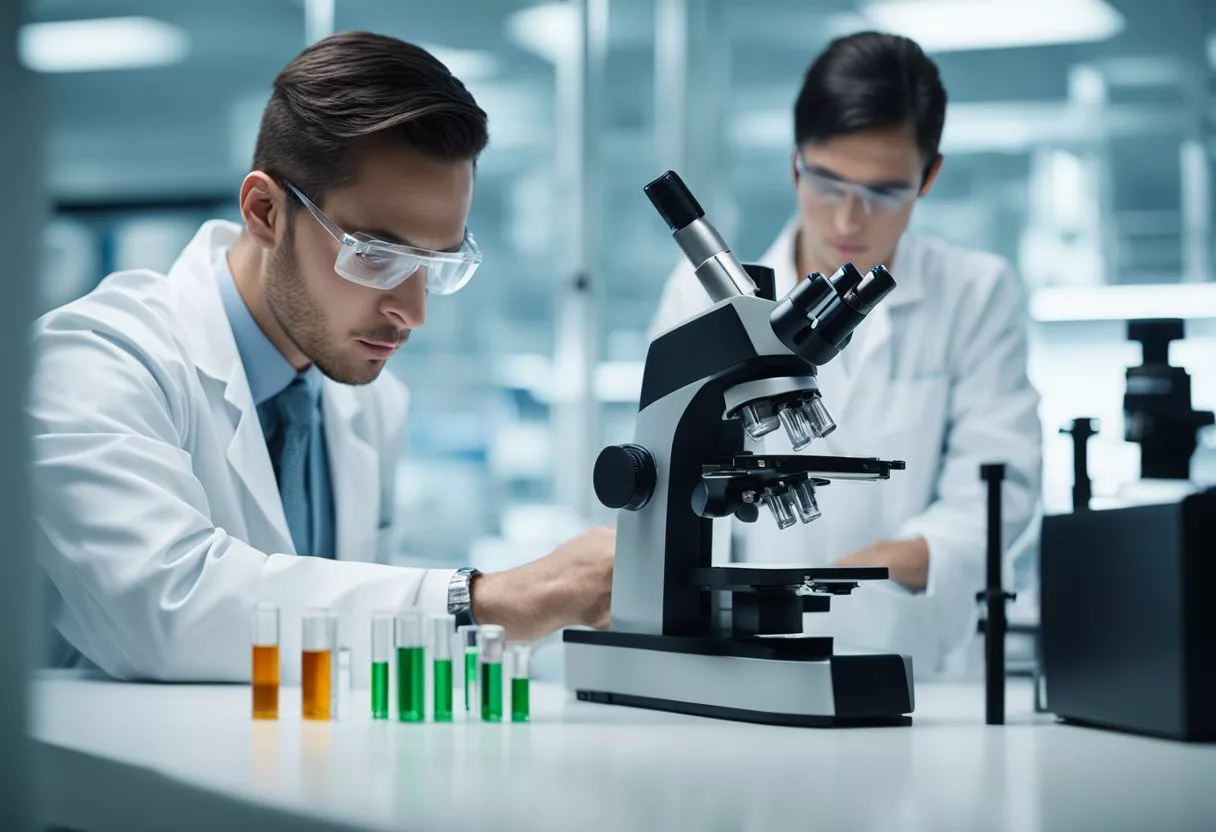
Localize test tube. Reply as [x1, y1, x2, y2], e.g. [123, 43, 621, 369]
[507, 643, 531, 723]
[335, 645, 351, 721]
[371, 613, 393, 719]
[458, 625, 481, 718]
[251, 604, 279, 720]
[395, 611, 425, 722]
[479, 625, 506, 723]
[431, 614, 455, 722]
[301, 609, 336, 721]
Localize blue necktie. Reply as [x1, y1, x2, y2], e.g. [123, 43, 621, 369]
[272, 378, 314, 554]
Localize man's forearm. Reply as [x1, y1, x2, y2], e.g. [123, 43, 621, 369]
[835, 537, 929, 592]
[469, 570, 560, 642]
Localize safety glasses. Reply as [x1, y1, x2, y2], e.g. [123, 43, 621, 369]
[285, 181, 482, 295]
[794, 155, 920, 216]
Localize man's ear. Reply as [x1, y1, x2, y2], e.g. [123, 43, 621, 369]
[919, 154, 944, 197]
[239, 172, 286, 249]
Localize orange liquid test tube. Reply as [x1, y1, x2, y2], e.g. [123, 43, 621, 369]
[302, 609, 336, 721]
[252, 604, 280, 720]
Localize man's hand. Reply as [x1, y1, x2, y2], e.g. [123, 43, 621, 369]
[469, 526, 615, 641]
[834, 537, 929, 593]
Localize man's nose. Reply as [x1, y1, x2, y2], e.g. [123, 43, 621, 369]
[381, 268, 427, 330]
[834, 193, 865, 236]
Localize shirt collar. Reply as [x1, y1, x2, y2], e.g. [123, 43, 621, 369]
[214, 248, 318, 406]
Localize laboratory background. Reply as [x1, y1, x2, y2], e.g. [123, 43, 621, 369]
[5, 0, 1216, 829]
[28, 0, 1216, 582]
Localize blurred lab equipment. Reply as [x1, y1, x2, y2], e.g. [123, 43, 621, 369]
[975, 464, 1017, 726]
[1122, 319, 1214, 482]
[1042, 320, 1216, 741]
[565, 171, 912, 726]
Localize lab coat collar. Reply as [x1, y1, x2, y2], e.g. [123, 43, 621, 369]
[166, 220, 295, 552]
[166, 220, 375, 558]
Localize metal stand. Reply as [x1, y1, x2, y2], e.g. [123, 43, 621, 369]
[976, 463, 1016, 725]
[1061, 418, 1099, 513]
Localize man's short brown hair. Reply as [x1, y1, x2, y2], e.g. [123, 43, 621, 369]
[253, 30, 489, 207]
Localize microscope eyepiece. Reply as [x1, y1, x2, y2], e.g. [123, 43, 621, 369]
[644, 171, 705, 231]
[647, 170, 757, 301]
[769, 264, 897, 366]
[847, 265, 897, 315]
[828, 263, 864, 296]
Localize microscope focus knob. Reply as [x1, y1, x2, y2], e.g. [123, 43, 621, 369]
[594, 444, 656, 511]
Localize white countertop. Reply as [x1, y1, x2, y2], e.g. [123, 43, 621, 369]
[32, 670, 1216, 832]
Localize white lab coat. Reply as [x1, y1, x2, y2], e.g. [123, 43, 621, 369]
[30, 220, 454, 683]
[651, 219, 1042, 674]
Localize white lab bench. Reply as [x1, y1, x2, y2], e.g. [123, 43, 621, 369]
[32, 669, 1216, 832]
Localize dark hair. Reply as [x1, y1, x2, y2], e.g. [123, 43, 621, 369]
[794, 31, 946, 171]
[253, 30, 489, 208]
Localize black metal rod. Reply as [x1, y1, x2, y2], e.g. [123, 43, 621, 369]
[1061, 418, 1098, 511]
[980, 462, 1008, 726]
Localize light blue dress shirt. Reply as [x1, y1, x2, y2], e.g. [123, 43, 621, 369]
[215, 250, 336, 557]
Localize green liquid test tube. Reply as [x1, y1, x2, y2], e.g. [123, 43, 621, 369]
[396, 611, 425, 722]
[479, 625, 506, 723]
[370, 612, 393, 719]
[430, 613, 455, 722]
[507, 642, 531, 723]
[457, 625, 480, 718]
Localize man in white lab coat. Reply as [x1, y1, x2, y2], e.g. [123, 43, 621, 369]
[652, 32, 1041, 674]
[29, 32, 613, 682]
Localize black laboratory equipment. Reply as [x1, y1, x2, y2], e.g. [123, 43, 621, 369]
[1123, 319, 1213, 480]
[1041, 320, 1216, 741]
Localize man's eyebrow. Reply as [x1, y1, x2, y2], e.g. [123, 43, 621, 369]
[806, 164, 915, 191]
[357, 228, 465, 253]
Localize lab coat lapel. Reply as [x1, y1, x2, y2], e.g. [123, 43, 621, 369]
[324, 381, 380, 561]
[222, 370, 295, 553]
[170, 221, 295, 554]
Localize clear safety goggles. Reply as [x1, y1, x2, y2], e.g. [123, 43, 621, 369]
[794, 155, 920, 216]
[285, 182, 482, 295]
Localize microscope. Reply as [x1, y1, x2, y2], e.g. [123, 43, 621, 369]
[563, 172, 914, 727]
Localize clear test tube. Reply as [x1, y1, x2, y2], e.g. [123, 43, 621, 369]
[251, 604, 279, 720]
[479, 625, 506, 723]
[395, 611, 425, 722]
[371, 613, 393, 719]
[457, 625, 481, 718]
[507, 643, 531, 723]
[430, 614, 456, 722]
[335, 645, 352, 721]
[301, 609, 336, 721]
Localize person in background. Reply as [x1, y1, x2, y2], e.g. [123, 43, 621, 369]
[30, 32, 614, 682]
[651, 31, 1041, 675]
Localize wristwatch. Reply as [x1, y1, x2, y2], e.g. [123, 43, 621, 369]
[448, 567, 480, 627]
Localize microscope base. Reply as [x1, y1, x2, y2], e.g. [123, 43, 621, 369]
[564, 630, 914, 727]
